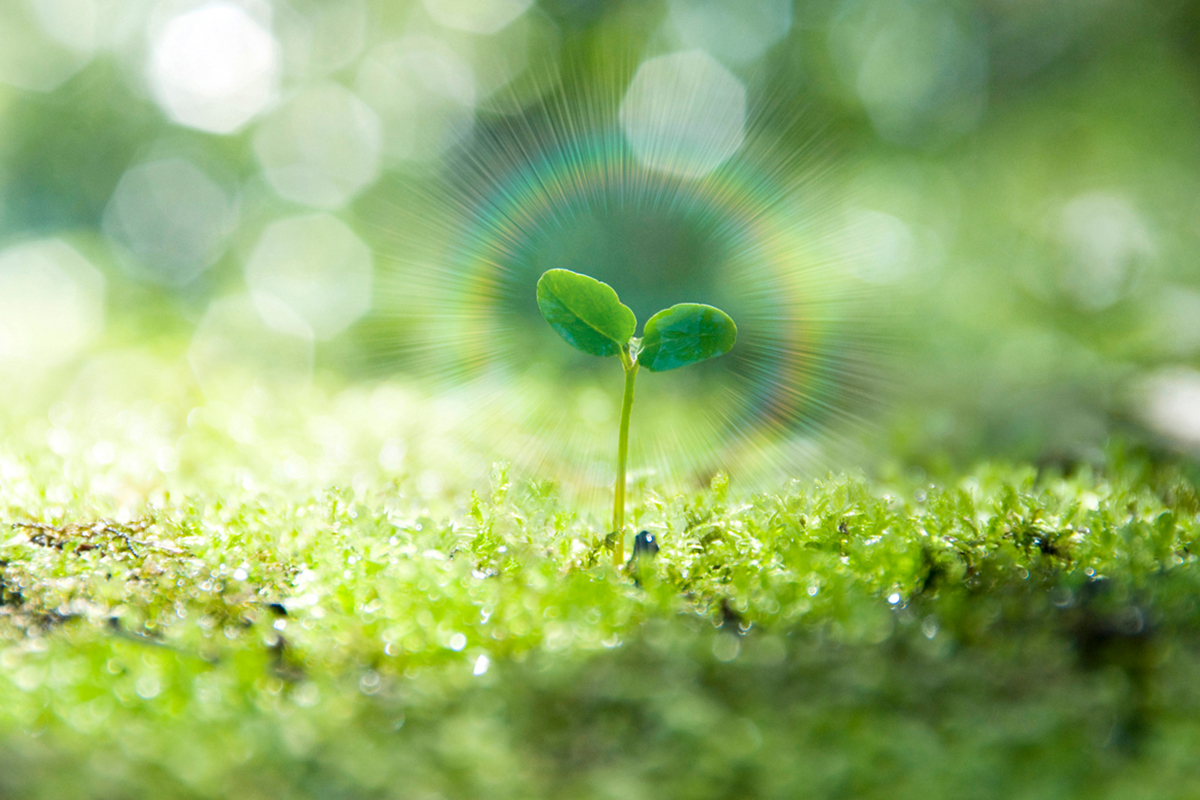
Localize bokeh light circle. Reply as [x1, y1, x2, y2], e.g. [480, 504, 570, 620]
[667, 0, 792, 67]
[0, 238, 105, 368]
[147, 1, 281, 134]
[0, 0, 94, 92]
[620, 50, 746, 179]
[253, 82, 382, 209]
[421, 0, 533, 35]
[355, 37, 477, 165]
[245, 213, 373, 340]
[102, 156, 238, 286]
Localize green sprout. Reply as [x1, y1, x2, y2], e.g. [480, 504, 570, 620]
[536, 268, 737, 566]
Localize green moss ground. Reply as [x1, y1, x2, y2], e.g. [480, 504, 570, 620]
[2, 377, 1200, 799]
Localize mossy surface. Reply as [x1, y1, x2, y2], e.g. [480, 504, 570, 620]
[2, 383, 1200, 799]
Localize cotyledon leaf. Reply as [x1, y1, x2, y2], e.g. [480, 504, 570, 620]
[536, 269, 637, 358]
[638, 303, 737, 372]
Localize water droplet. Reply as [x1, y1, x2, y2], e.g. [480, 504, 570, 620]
[359, 670, 381, 694]
[135, 675, 161, 699]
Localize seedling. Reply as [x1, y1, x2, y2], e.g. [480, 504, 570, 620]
[536, 268, 736, 565]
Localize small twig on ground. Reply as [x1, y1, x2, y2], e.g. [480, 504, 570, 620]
[8, 518, 180, 557]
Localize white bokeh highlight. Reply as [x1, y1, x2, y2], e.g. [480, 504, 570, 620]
[0, 239, 105, 366]
[103, 157, 238, 286]
[253, 82, 382, 209]
[466, 10, 556, 103]
[356, 37, 477, 164]
[32, 0, 99, 53]
[830, 0, 987, 146]
[245, 214, 372, 340]
[0, 0, 95, 92]
[845, 209, 914, 284]
[1059, 192, 1154, 311]
[189, 293, 313, 397]
[147, 2, 281, 134]
[668, 0, 791, 66]
[276, 0, 367, 79]
[1139, 368, 1200, 452]
[620, 50, 746, 179]
[422, 0, 532, 35]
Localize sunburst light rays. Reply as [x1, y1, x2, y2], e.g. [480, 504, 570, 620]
[363, 74, 888, 504]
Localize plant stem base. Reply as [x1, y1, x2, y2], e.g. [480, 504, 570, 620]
[612, 357, 638, 566]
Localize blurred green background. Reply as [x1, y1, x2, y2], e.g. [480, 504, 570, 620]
[1, 0, 1199, 476]
[5, 6, 1200, 796]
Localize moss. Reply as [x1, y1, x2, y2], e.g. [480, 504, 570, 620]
[1, 384, 1200, 798]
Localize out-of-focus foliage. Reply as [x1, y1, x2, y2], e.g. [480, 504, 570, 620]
[0, 0, 1196, 471]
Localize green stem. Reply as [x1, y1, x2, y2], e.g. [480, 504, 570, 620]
[613, 356, 638, 566]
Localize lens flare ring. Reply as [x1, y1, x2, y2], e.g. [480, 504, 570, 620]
[368, 92, 885, 493]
